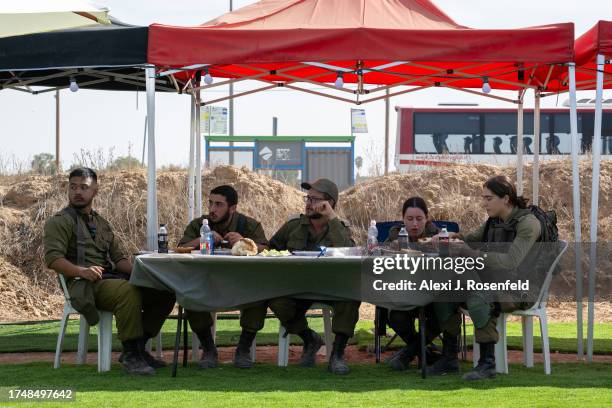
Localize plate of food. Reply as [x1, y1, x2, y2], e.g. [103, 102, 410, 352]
[174, 247, 194, 254]
[292, 251, 322, 257]
[259, 249, 292, 257]
[213, 248, 232, 256]
[418, 237, 433, 244]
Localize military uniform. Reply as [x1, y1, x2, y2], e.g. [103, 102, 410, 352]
[178, 212, 269, 336]
[436, 207, 542, 344]
[268, 214, 360, 338]
[384, 221, 440, 355]
[44, 207, 174, 342]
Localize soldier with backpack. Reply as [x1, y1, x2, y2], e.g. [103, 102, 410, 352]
[177, 185, 268, 370]
[428, 175, 558, 380]
[44, 168, 174, 375]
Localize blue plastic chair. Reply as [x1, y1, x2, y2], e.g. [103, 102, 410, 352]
[376, 220, 459, 243]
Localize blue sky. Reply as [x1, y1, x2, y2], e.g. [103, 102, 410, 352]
[1, 0, 609, 172]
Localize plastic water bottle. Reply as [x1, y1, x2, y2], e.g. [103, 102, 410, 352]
[398, 226, 409, 250]
[367, 220, 378, 253]
[439, 227, 450, 257]
[200, 219, 214, 255]
[158, 224, 168, 253]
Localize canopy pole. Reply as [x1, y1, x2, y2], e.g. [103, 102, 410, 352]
[195, 88, 203, 217]
[516, 92, 524, 195]
[188, 94, 196, 221]
[568, 62, 584, 359]
[533, 90, 541, 206]
[145, 67, 158, 251]
[384, 88, 390, 175]
[587, 54, 605, 363]
[55, 90, 61, 173]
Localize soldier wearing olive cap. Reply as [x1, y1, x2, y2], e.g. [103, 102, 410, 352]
[268, 178, 359, 375]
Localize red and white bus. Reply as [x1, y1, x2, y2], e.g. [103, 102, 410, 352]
[394, 107, 612, 171]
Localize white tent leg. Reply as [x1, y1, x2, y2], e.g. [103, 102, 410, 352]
[195, 88, 202, 217]
[516, 95, 524, 195]
[145, 66, 158, 251]
[187, 94, 196, 221]
[533, 91, 541, 206]
[587, 54, 605, 363]
[568, 62, 584, 359]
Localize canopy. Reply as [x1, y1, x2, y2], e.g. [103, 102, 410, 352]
[148, 0, 574, 98]
[0, 19, 174, 92]
[0, 0, 110, 38]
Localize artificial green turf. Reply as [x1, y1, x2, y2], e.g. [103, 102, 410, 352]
[0, 361, 610, 408]
[1, 318, 611, 355]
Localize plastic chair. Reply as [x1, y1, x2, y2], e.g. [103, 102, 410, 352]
[53, 274, 113, 372]
[277, 303, 333, 367]
[467, 240, 568, 375]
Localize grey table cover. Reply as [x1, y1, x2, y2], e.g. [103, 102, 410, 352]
[130, 253, 434, 312]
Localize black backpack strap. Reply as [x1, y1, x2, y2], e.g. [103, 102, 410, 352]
[236, 213, 247, 236]
[62, 207, 86, 267]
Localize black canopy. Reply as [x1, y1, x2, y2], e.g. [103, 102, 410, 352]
[0, 19, 174, 92]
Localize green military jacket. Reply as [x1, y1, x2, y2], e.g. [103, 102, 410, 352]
[178, 212, 268, 248]
[44, 207, 126, 271]
[461, 207, 541, 272]
[269, 214, 354, 251]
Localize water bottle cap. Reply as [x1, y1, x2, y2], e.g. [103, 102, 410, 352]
[202, 219, 209, 224]
[370, 220, 376, 227]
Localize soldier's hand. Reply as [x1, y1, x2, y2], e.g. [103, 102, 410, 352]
[312, 201, 337, 220]
[225, 232, 243, 247]
[79, 266, 104, 282]
[212, 231, 224, 245]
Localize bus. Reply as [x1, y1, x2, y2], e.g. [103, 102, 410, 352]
[394, 107, 612, 171]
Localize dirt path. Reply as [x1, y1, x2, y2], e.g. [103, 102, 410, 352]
[2, 345, 611, 366]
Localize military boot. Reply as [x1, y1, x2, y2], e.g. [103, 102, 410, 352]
[425, 332, 460, 376]
[328, 334, 350, 375]
[462, 342, 496, 380]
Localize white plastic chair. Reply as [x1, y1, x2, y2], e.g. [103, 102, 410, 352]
[54, 274, 164, 371]
[277, 303, 333, 367]
[468, 240, 568, 375]
[53, 274, 113, 372]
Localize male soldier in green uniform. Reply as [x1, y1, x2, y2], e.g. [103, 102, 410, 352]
[44, 168, 174, 375]
[177, 185, 268, 369]
[268, 178, 359, 375]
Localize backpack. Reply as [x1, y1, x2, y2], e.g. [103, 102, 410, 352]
[483, 205, 558, 244]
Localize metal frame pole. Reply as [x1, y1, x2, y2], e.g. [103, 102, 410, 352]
[145, 67, 158, 251]
[516, 92, 524, 195]
[188, 95, 196, 221]
[568, 62, 584, 359]
[533, 90, 541, 205]
[587, 54, 605, 363]
[196, 88, 203, 217]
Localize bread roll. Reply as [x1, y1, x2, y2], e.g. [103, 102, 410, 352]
[231, 238, 258, 256]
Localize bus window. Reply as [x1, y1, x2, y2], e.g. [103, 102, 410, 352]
[414, 112, 479, 154]
[551, 113, 582, 154]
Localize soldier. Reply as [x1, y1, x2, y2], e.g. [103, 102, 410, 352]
[44, 167, 174, 375]
[268, 178, 359, 375]
[177, 185, 268, 369]
[384, 197, 441, 371]
[429, 175, 542, 380]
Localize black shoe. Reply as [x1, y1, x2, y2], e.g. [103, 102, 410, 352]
[425, 355, 460, 375]
[233, 347, 253, 369]
[198, 347, 219, 369]
[299, 330, 324, 367]
[119, 350, 166, 369]
[425, 332, 459, 376]
[328, 335, 350, 375]
[463, 342, 496, 380]
[120, 350, 155, 376]
[386, 346, 416, 371]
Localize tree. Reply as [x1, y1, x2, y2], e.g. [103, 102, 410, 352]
[108, 156, 143, 171]
[30, 153, 57, 175]
[355, 156, 363, 177]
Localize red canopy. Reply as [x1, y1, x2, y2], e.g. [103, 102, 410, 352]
[537, 20, 612, 93]
[148, 0, 574, 99]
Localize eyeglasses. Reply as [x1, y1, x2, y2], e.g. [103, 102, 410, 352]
[303, 196, 327, 204]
